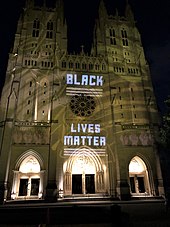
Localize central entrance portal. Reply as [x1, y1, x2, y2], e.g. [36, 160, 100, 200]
[72, 174, 95, 194]
[64, 149, 106, 196]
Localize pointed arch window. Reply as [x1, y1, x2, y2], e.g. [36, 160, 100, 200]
[89, 63, 93, 70]
[62, 60, 66, 68]
[46, 20, 53, 39]
[75, 62, 80, 69]
[129, 156, 150, 195]
[102, 63, 106, 71]
[69, 61, 74, 68]
[95, 63, 100, 71]
[32, 19, 40, 37]
[82, 62, 87, 70]
[121, 29, 128, 46]
[11, 153, 44, 200]
[19, 156, 40, 173]
[109, 28, 116, 45]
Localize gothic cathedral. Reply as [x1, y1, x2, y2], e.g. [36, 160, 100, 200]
[0, 0, 164, 203]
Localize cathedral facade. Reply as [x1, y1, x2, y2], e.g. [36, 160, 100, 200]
[0, 0, 164, 203]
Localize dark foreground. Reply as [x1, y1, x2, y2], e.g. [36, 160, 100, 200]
[0, 198, 170, 227]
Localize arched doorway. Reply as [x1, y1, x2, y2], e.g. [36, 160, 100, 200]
[129, 156, 151, 195]
[11, 154, 44, 200]
[64, 148, 105, 196]
[72, 154, 96, 194]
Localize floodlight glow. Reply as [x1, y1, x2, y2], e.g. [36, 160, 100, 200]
[19, 156, 40, 173]
[72, 156, 95, 174]
[129, 157, 145, 173]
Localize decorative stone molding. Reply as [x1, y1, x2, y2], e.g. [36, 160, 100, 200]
[13, 126, 50, 144]
[120, 132, 154, 146]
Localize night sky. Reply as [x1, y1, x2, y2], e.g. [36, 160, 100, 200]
[0, 0, 170, 115]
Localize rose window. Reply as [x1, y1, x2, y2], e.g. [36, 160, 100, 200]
[70, 95, 96, 117]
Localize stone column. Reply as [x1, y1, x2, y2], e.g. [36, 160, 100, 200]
[39, 170, 45, 199]
[117, 179, 131, 200]
[96, 171, 105, 193]
[64, 171, 71, 195]
[11, 170, 19, 200]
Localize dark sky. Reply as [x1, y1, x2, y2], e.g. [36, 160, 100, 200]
[0, 0, 170, 115]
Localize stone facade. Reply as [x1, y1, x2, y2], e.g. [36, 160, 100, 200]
[0, 0, 164, 203]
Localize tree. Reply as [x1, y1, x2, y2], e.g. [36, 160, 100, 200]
[160, 96, 170, 148]
[159, 96, 170, 199]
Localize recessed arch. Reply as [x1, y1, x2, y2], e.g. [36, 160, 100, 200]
[63, 147, 106, 195]
[15, 149, 44, 170]
[129, 156, 151, 195]
[65, 147, 103, 173]
[19, 155, 40, 173]
[129, 156, 147, 173]
[11, 150, 45, 200]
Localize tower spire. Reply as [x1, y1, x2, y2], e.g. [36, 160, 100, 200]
[98, 0, 107, 20]
[125, 0, 134, 22]
[56, 0, 65, 23]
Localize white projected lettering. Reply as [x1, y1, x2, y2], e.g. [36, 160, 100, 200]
[64, 123, 106, 147]
[64, 135, 106, 146]
[71, 123, 100, 133]
[66, 74, 103, 86]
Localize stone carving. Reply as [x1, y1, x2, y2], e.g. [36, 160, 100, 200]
[13, 126, 50, 144]
[139, 132, 149, 146]
[120, 132, 154, 146]
[129, 134, 139, 146]
[120, 134, 129, 145]
[148, 133, 154, 145]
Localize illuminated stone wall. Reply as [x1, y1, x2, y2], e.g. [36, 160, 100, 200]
[0, 0, 164, 202]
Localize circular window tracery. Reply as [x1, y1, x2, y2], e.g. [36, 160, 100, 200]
[70, 95, 96, 117]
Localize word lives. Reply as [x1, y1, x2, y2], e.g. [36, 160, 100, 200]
[64, 123, 106, 147]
